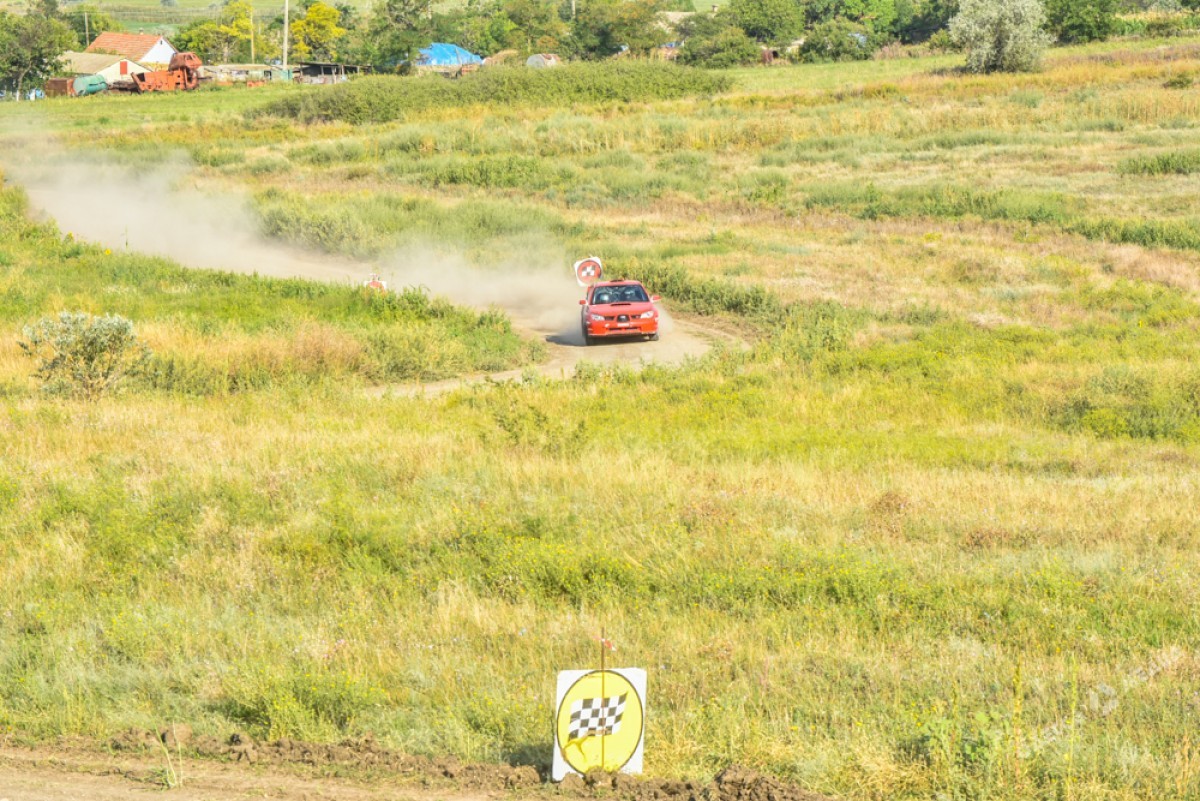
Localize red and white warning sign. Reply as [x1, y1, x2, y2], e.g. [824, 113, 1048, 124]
[574, 257, 604, 288]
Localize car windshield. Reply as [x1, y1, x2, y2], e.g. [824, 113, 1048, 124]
[592, 285, 649, 305]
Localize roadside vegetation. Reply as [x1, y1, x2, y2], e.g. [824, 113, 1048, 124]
[0, 184, 543, 392]
[3, 28, 1200, 801]
[256, 63, 732, 124]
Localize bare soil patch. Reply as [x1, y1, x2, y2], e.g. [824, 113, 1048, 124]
[0, 735, 834, 801]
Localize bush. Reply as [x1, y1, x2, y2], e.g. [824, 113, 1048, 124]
[799, 18, 874, 62]
[1144, 13, 1200, 38]
[1045, 0, 1117, 43]
[927, 29, 959, 52]
[678, 25, 762, 68]
[255, 63, 732, 125]
[950, 0, 1053, 73]
[18, 312, 151, 400]
[1118, 149, 1200, 176]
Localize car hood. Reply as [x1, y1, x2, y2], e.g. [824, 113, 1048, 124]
[589, 302, 655, 315]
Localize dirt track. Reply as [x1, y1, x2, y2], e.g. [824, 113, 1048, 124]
[13, 164, 723, 392]
[0, 738, 833, 801]
[0, 746, 445, 801]
[382, 310, 721, 397]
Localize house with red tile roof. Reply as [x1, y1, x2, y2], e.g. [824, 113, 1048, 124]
[85, 33, 177, 66]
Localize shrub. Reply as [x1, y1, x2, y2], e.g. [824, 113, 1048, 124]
[18, 312, 151, 400]
[950, 0, 1053, 73]
[1045, 0, 1117, 43]
[770, 301, 861, 362]
[1117, 150, 1200, 176]
[255, 63, 732, 125]
[799, 18, 874, 62]
[625, 261, 785, 319]
[678, 25, 762, 68]
[1144, 14, 1200, 38]
[926, 29, 959, 52]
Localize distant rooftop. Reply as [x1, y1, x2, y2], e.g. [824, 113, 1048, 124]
[60, 51, 136, 75]
[85, 32, 172, 61]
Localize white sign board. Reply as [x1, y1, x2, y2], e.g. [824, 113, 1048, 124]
[574, 257, 604, 288]
[553, 668, 646, 781]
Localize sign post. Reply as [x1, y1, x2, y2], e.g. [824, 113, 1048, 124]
[574, 257, 604, 288]
[552, 664, 646, 781]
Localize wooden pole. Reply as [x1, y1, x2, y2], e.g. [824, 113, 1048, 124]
[600, 626, 606, 772]
[84, 11, 90, 47]
[282, 0, 289, 70]
[250, 7, 256, 63]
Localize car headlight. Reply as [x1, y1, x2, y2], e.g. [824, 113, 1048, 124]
[590, 314, 605, 322]
[638, 311, 656, 319]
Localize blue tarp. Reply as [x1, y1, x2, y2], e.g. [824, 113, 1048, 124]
[417, 43, 483, 67]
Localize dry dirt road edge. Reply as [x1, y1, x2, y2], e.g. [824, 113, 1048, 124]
[0, 736, 834, 801]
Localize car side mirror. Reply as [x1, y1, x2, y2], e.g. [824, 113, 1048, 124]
[651, 295, 661, 303]
[579, 299, 587, 305]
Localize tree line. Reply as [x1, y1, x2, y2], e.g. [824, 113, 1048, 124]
[1, 0, 1198, 95]
[166, 0, 1200, 69]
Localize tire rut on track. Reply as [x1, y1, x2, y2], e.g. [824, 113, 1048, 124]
[0, 736, 835, 801]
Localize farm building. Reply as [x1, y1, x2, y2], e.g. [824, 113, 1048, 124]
[59, 52, 148, 85]
[201, 64, 293, 85]
[296, 62, 367, 85]
[86, 32, 177, 67]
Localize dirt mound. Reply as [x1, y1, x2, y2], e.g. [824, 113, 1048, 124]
[592, 765, 832, 801]
[107, 730, 831, 801]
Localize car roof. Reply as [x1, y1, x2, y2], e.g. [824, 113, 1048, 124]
[591, 280, 644, 288]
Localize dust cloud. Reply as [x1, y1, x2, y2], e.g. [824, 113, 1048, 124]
[0, 131, 691, 355]
[381, 247, 584, 334]
[2, 146, 589, 335]
[9, 156, 368, 284]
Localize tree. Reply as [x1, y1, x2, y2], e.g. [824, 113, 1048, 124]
[498, 0, 567, 52]
[63, 5, 123, 47]
[19, 312, 151, 401]
[949, 0, 1052, 73]
[799, 17, 873, 60]
[728, 0, 803, 43]
[291, 1, 346, 60]
[676, 10, 760, 66]
[173, 20, 226, 62]
[433, 0, 519, 56]
[1045, 0, 1117, 43]
[569, 0, 668, 59]
[0, 11, 76, 98]
[217, 0, 256, 61]
[805, 0, 899, 43]
[898, 0, 958, 42]
[356, 0, 433, 71]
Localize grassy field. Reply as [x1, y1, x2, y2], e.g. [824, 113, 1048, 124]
[4, 37, 1200, 801]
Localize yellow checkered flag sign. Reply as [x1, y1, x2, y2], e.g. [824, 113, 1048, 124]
[553, 668, 646, 781]
[567, 693, 627, 740]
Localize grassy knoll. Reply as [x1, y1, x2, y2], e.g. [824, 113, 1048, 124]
[3, 42, 1200, 801]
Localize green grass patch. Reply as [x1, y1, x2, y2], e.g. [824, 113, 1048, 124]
[1118, 149, 1200, 176]
[254, 64, 733, 125]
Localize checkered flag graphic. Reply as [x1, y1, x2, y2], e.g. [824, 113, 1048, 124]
[567, 694, 627, 740]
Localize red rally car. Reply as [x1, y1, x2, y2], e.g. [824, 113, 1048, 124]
[579, 280, 661, 345]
